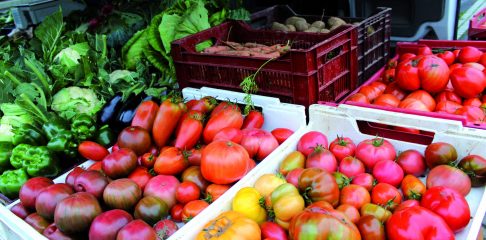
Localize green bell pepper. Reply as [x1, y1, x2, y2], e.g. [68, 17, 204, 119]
[95, 125, 116, 147]
[42, 118, 77, 158]
[10, 144, 59, 177]
[71, 114, 96, 141]
[0, 168, 29, 199]
[12, 124, 46, 146]
[0, 142, 13, 173]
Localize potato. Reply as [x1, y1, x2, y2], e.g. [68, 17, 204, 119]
[320, 28, 331, 33]
[272, 22, 289, 32]
[311, 21, 325, 29]
[304, 27, 320, 33]
[294, 20, 309, 31]
[328, 16, 347, 28]
[286, 24, 296, 32]
[285, 16, 306, 26]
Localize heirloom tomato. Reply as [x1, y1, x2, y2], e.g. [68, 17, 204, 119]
[426, 165, 471, 196]
[329, 136, 356, 162]
[371, 183, 402, 210]
[360, 203, 392, 223]
[357, 215, 385, 240]
[196, 211, 260, 240]
[355, 137, 396, 170]
[401, 175, 426, 200]
[339, 184, 370, 209]
[201, 141, 251, 184]
[271, 183, 305, 229]
[232, 187, 267, 224]
[298, 168, 340, 207]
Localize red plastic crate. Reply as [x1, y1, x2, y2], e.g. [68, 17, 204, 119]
[468, 7, 486, 40]
[171, 21, 358, 106]
[250, 5, 391, 85]
[333, 40, 486, 139]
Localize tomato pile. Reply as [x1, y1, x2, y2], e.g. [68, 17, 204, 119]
[8, 97, 294, 239]
[198, 131, 486, 240]
[347, 46, 486, 130]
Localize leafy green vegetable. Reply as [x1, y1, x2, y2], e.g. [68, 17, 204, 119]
[0, 123, 13, 143]
[159, 13, 182, 54]
[51, 87, 103, 120]
[54, 42, 90, 69]
[148, 14, 164, 53]
[122, 29, 147, 70]
[34, 8, 65, 62]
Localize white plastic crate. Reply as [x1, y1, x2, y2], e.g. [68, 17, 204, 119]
[170, 104, 486, 240]
[0, 87, 306, 240]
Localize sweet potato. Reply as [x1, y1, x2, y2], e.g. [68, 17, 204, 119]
[203, 46, 231, 53]
[244, 42, 268, 48]
[250, 51, 281, 59]
[217, 50, 251, 56]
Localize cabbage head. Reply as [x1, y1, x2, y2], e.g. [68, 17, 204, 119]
[51, 87, 103, 120]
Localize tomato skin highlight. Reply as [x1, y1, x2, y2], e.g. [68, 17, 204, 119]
[152, 99, 185, 147]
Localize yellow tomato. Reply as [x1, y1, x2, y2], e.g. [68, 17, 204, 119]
[232, 187, 267, 223]
[271, 183, 305, 229]
[254, 174, 286, 197]
[197, 211, 261, 240]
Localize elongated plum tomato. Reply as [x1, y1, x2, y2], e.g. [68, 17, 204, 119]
[396, 150, 426, 176]
[89, 209, 133, 240]
[305, 145, 337, 172]
[242, 110, 264, 129]
[355, 138, 396, 170]
[297, 131, 328, 156]
[240, 129, 279, 161]
[346, 93, 370, 104]
[339, 156, 365, 178]
[201, 141, 250, 184]
[213, 127, 243, 143]
[329, 136, 356, 162]
[203, 103, 243, 143]
[372, 160, 404, 187]
[271, 128, 294, 144]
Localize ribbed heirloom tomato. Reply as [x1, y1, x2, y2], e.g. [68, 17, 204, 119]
[201, 141, 251, 184]
[355, 138, 396, 170]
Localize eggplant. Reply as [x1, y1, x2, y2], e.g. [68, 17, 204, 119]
[98, 94, 123, 125]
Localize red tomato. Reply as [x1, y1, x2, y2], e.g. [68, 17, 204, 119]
[336, 204, 360, 224]
[175, 182, 200, 204]
[240, 129, 279, 161]
[387, 59, 398, 69]
[382, 69, 396, 83]
[358, 85, 383, 102]
[437, 50, 455, 65]
[340, 185, 371, 209]
[480, 53, 486, 67]
[78, 141, 109, 161]
[329, 136, 356, 163]
[187, 146, 203, 166]
[88, 161, 102, 172]
[386, 206, 454, 240]
[394, 199, 420, 212]
[297, 131, 328, 157]
[205, 184, 230, 203]
[384, 82, 408, 100]
[426, 165, 471, 196]
[424, 142, 457, 168]
[182, 166, 210, 191]
[371, 183, 402, 210]
[449, 63, 463, 71]
[453, 49, 461, 58]
[185, 99, 199, 111]
[451, 67, 486, 98]
[170, 204, 184, 222]
[174, 111, 204, 150]
[458, 46, 483, 63]
[369, 82, 387, 92]
[128, 166, 153, 191]
[373, 94, 400, 107]
[140, 153, 155, 168]
[416, 55, 450, 93]
[417, 46, 432, 55]
[399, 53, 416, 62]
[356, 215, 385, 240]
[396, 150, 426, 177]
[152, 99, 185, 147]
[421, 186, 470, 232]
[339, 156, 365, 178]
[271, 128, 294, 144]
[463, 98, 482, 107]
[242, 110, 264, 129]
[400, 175, 426, 200]
[201, 141, 250, 184]
[435, 100, 463, 114]
[116, 220, 156, 240]
[372, 160, 404, 187]
[285, 168, 304, 188]
[436, 90, 462, 105]
[154, 147, 189, 175]
[351, 173, 375, 192]
[396, 58, 420, 91]
[398, 98, 430, 112]
[188, 96, 218, 114]
[213, 128, 243, 143]
[181, 200, 209, 223]
[455, 106, 486, 123]
[346, 93, 370, 104]
[405, 90, 436, 111]
[131, 100, 159, 131]
[355, 138, 396, 170]
[203, 103, 243, 143]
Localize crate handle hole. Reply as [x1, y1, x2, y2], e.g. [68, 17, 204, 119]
[326, 46, 343, 61]
[356, 120, 434, 145]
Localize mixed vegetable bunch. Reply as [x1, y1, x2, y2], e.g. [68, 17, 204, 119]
[347, 45, 486, 131]
[199, 131, 485, 239]
[8, 95, 295, 239]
